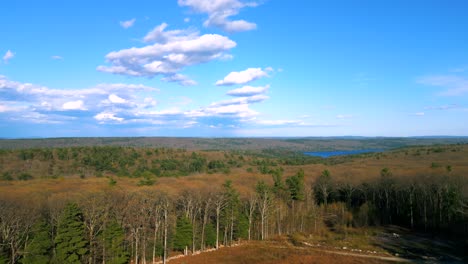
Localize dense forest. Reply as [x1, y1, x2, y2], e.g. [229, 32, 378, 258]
[0, 144, 467, 263]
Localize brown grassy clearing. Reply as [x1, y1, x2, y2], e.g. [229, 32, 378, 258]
[1, 144, 466, 199]
[168, 241, 394, 264]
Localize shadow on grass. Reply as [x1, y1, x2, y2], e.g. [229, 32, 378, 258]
[371, 225, 466, 263]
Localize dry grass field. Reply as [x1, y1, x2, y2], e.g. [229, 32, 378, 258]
[1, 144, 466, 198]
[167, 240, 397, 264]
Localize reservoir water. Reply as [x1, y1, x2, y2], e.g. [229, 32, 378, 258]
[303, 149, 383, 158]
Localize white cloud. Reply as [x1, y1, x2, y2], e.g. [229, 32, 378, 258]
[98, 23, 236, 85]
[108, 94, 127, 104]
[216, 67, 270, 86]
[0, 75, 277, 128]
[62, 100, 86, 110]
[204, 103, 258, 118]
[178, 0, 258, 32]
[226, 85, 269, 97]
[0, 76, 159, 123]
[142, 97, 157, 108]
[183, 120, 198, 128]
[143, 23, 198, 43]
[120, 18, 136, 29]
[51, 55, 63, 60]
[184, 17, 190, 23]
[94, 112, 124, 123]
[3, 50, 14, 63]
[210, 94, 268, 107]
[413, 112, 425, 116]
[0, 102, 25, 113]
[161, 74, 197, 86]
[417, 75, 468, 96]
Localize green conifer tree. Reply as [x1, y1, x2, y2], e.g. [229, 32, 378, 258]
[54, 203, 88, 264]
[22, 219, 53, 264]
[100, 219, 129, 264]
[173, 217, 192, 252]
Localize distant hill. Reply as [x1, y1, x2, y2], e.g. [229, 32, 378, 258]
[0, 136, 467, 151]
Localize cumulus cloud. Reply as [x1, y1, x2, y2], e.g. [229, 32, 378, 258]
[161, 74, 197, 86]
[143, 23, 198, 43]
[98, 23, 236, 85]
[0, 75, 159, 124]
[226, 85, 269, 97]
[120, 18, 136, 29]
[418, 75, 468, 96]
[62, 100, 86, 110]
[108, 94, 127, 104]
[178, 0, 259, 32]
[51, 55, 63, 60]
[3, 50, 14, 63]
[94, 112, 124, 123]
[216, 67, 271, 86]
[0, 76, 279, 128]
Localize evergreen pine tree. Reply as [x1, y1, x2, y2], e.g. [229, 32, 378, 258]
[173, 217, 192, 252]
[204, 223, 216, 248]
[54, 203, 88, 264]
[286, 169, 305, 201]
[22, 219, 53, 264]
[100, 219, 129, 264]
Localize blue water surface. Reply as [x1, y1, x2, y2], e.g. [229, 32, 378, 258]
[304, 149, 383, 158]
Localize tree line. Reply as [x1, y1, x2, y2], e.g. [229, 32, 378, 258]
[1, 168, 467, 263]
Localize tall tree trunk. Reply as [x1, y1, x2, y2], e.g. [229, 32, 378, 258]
[216, 205, 220, 249]
[163, 207, 168, 264]
[152, 219, 159, 264]
[135, 229, 139, 264]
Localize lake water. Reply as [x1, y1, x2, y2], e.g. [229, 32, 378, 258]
[303, 149, 383, 158]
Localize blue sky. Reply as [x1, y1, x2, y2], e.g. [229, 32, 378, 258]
[1, 0, 467, 137]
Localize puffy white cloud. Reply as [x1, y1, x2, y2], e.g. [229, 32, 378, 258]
[143, 23, 198, 43]
[142, 97, 157, 108]
[216, 67, 270, 86]
[108, 94, 127, 104]
[94, 112, 124, 123]
[418, 75, 468, 96]
[226, 85, 269, 97]
[178, 0, 258, 32]
[0, 102, 25, 113]
[98, 23, 236, 85]
[0, 76, 159, 123]
[0, 76, 281, 128]
[3, 50, 14, 63]
[120, 18, 136, 29]
[62, 100, 86, 110]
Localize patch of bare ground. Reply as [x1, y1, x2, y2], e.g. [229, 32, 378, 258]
[168, 241, 400, 264]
